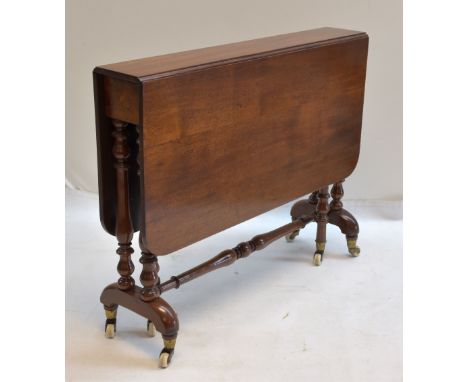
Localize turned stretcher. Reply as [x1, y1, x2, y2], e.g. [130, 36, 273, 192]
[93, 27, 368, 368]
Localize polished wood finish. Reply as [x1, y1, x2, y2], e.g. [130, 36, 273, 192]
[94, 74, 141, 236]
[330, 180, 344, 211]
[103, 77, 139, 124]
[138, 235, 160, 302]
[96, 27, 365, 81]
[100, 283, 178, 339]
[94, 27, 368, 367]
[112, 119, 135, 290]
[159, 218, 309, 294]
[135, 123, 160, 302]
[99, 29, 369, 256]
[328, 180, 359, 240]
[289, 181, 360, 243]
[309, 191, 319, 209]
[143, 34, 366, 256]
[315, 186, 330, 246]
[94, 28, 367, 252]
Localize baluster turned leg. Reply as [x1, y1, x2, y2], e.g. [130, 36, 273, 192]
[329, 180, 360, 257]
[139, 235, 160, 339]
[113, 119, 135, 289]
[103, 119, 136, 338]
[138, 243, 177, 368]
[330, 180, 344, 211]
[135, 124, 159, 305]
[136, 124, 161, 339]
[135, 124, 178, 368]
[314, 186, 329, 266]
[139, 247, 178, 368]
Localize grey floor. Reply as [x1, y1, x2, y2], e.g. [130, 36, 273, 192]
[66, 189, 402, 382]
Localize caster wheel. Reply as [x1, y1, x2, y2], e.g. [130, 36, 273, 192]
[285, 229, 300, 242]
[347, 239, 361, 257]
[349, 246, 361, 257]
[313, 252, 322, 266]
[147, 320, 156, 337]
[159, 352, 170, 368]
[159, 338, 176, 368]
[104, 308, 117, 338]
[105, 322, 115, 338]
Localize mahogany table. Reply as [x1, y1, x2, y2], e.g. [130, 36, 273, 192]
[93, 27, 368, 368]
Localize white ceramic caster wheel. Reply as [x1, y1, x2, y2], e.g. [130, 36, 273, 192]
[313, 252, 322, 266]
[349, 246, 361, 257]
[147, 320, 156, 337]
[285, 229, 299, 242]
[159, 352, 170, 368]
[105, 323, 115, 339]
[347, 239, 361, 257]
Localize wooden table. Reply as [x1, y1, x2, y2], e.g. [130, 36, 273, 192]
[94, 27, 368, 368]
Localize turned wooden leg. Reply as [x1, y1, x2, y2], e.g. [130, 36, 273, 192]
[139, 236, 160, 302]
[328, 179, 361, 257]
[112, 119, 136, 290]
[101, 119, 136, 338]
[136, 123, 179, 367]
[286, 191, 319, 242]
[100, 120, 179, 368]
[314, 186, 329, 266]
[138, 234, 166, 343]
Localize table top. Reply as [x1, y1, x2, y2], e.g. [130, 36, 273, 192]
[94, 27, 368, 255]
[96, 27, 366, 82]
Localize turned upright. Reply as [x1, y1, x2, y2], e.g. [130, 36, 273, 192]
[94, 27, 368, 368]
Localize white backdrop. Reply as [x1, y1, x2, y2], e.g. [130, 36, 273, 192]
[66, 0, 402, 200]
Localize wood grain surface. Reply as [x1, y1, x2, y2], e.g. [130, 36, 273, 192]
[95, 27, 365, 81]
[94, 28, 368, 256]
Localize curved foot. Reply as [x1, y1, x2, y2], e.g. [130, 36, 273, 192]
[347, 238, 361, 257]
[328, 207, 360, 258]
[328, 208, 359, 239]
[159, 337, 177, 368]
[100, 283, 179, 336]
[100, 283, 179, 365]
[104, 307, 117, 339]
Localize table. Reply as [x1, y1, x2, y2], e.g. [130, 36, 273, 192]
[93, 27, 368, 368]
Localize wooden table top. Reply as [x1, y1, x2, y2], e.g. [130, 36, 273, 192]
[96, 27, 366, 81]
[94, 27, 368, 256]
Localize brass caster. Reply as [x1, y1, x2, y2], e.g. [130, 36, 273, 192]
[313, 252, 322, 266]
[159, 338, 176, 368]
[347, 239, 361, 257]
[147, 320, 156, 337]
[314, 242, 325, 266]
[285, 229, 300, 242]
[104, 308, 117, 339]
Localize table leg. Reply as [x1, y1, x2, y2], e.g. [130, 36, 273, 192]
[313, 186, 330, 266]
[328, 179, 361, 257]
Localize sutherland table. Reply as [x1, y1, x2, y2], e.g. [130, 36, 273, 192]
[93, 27, 369, 368]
